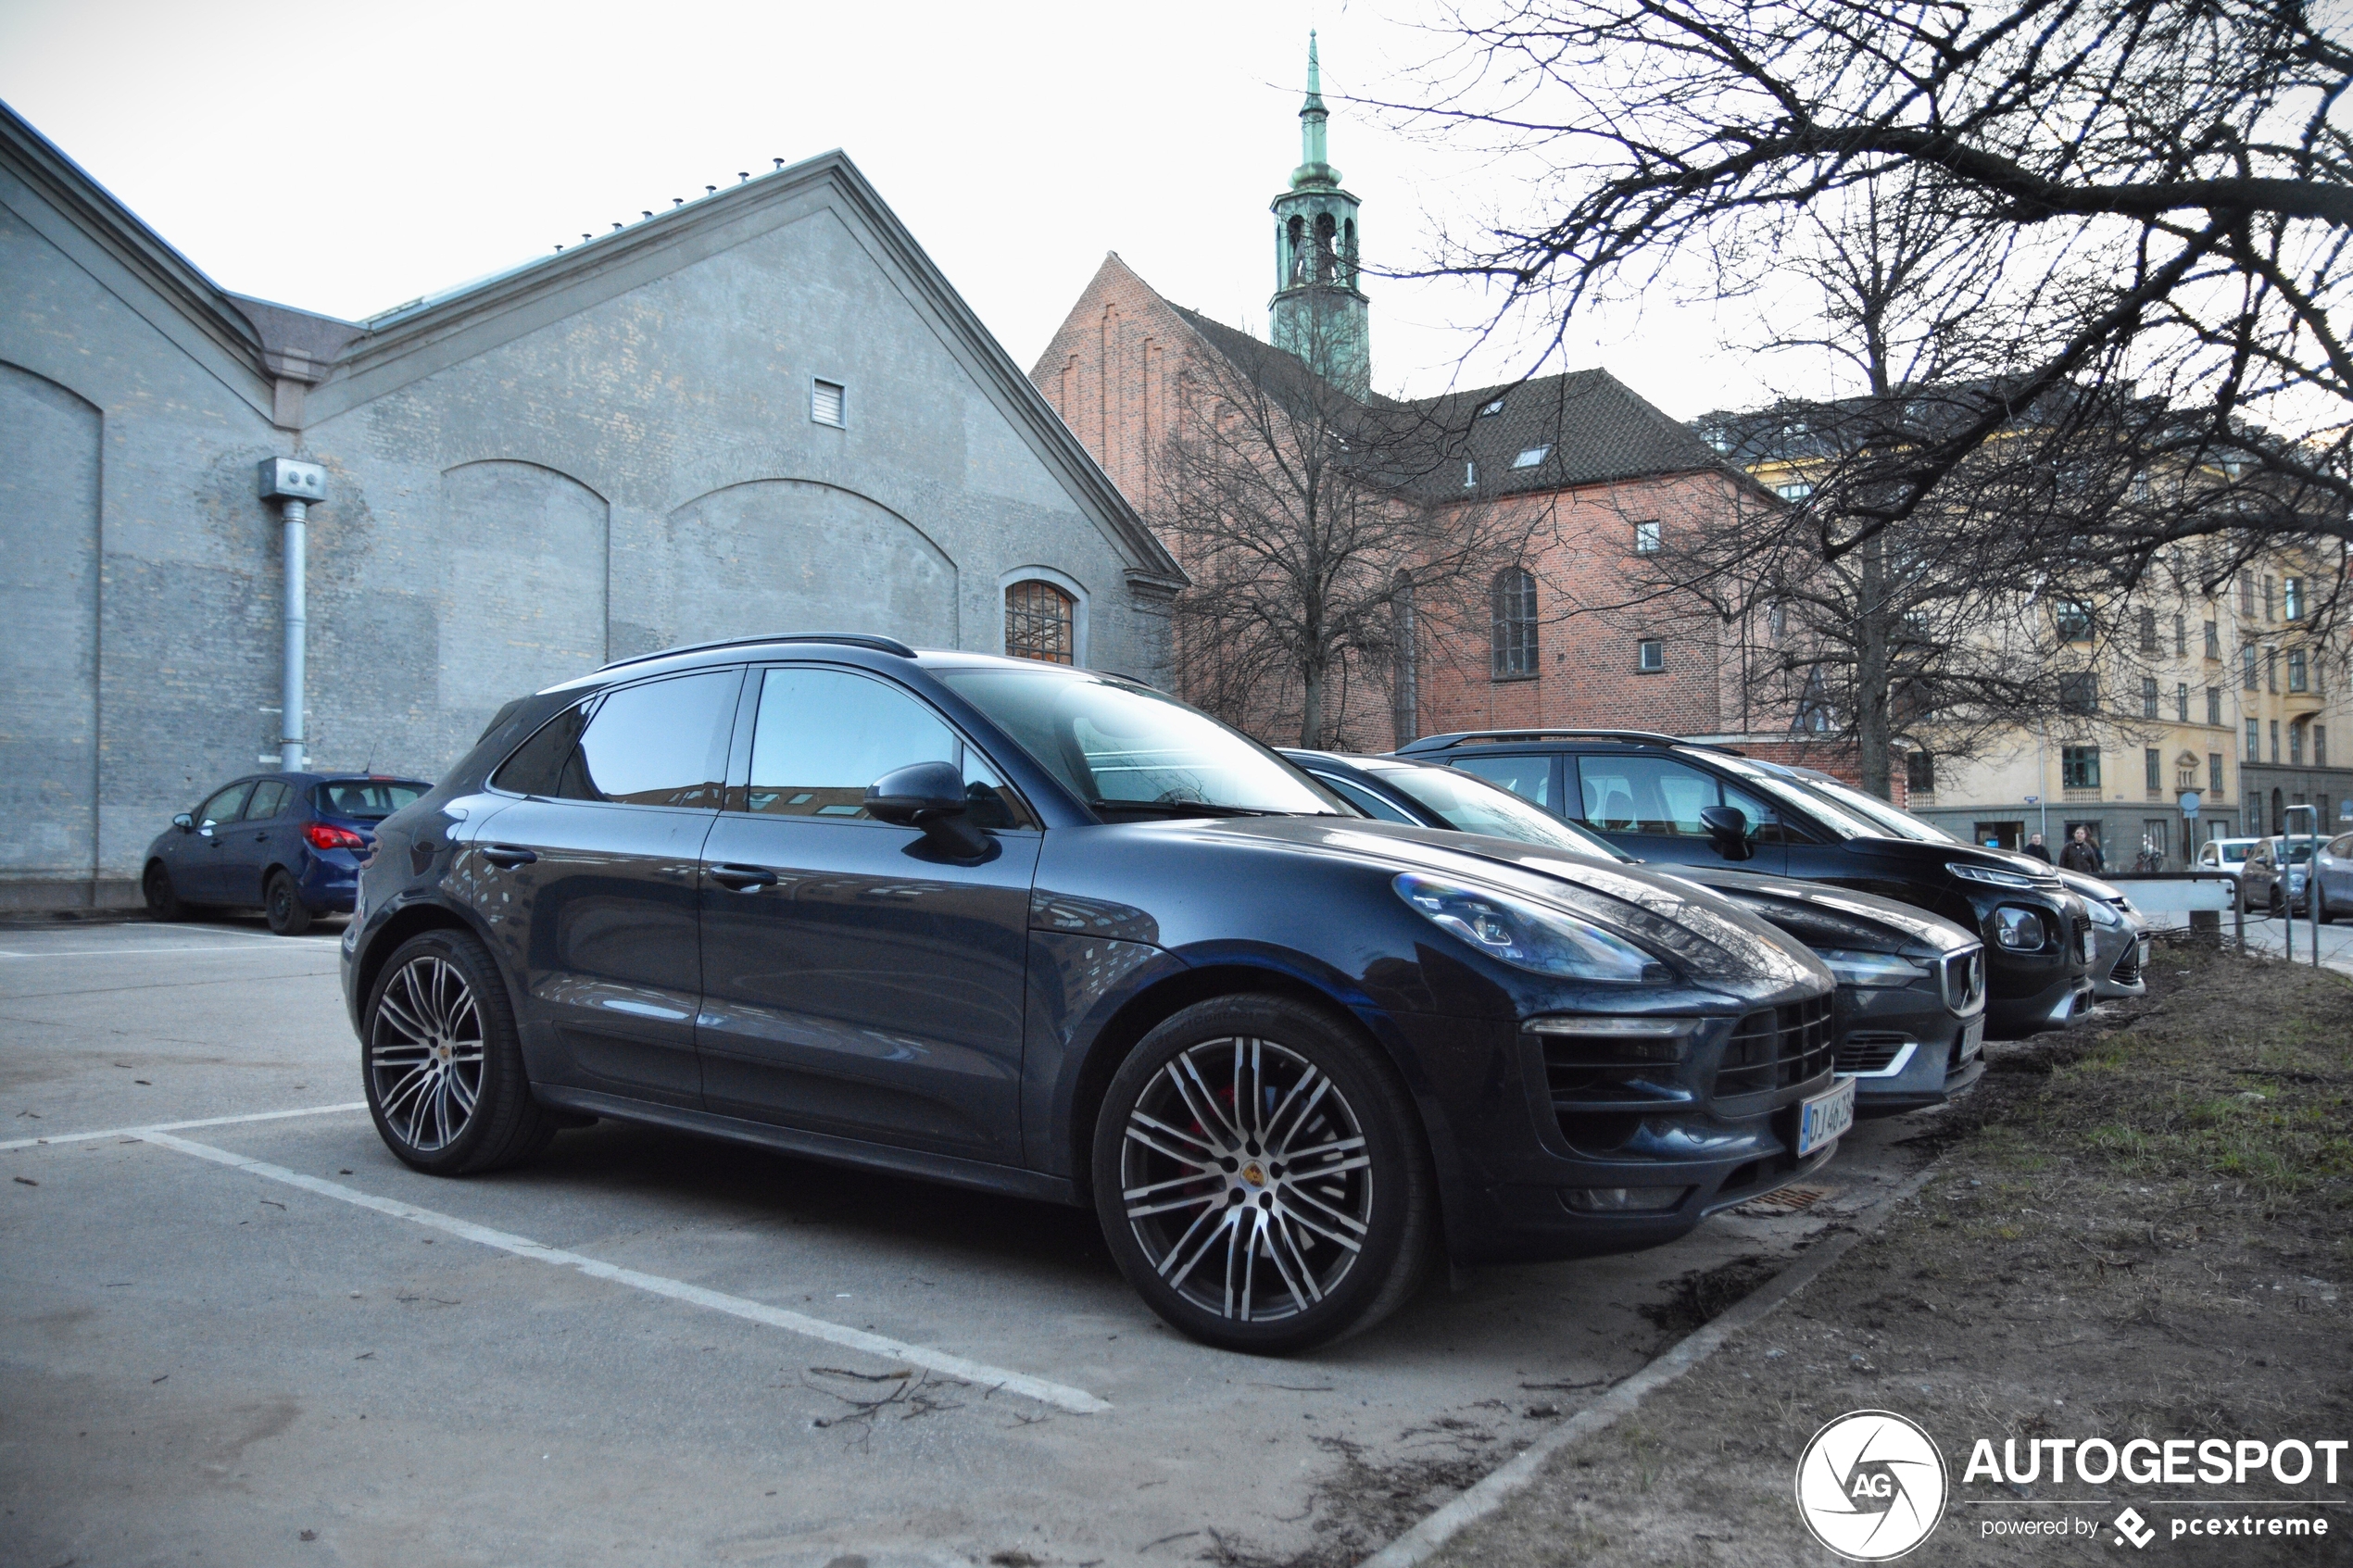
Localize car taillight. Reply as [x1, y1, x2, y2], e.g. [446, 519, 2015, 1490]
[305, 822, 368, 851]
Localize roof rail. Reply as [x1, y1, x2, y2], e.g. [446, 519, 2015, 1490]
[596, 632, 917, 673]
[1394, 728, 1695, 753]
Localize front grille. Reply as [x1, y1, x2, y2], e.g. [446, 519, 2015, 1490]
[2108, 939, 2142, 985]
[1941, 948, 1986, 1014]
[1834, 1033, 1912, 1074]
[1716, 995, 1835, 1098]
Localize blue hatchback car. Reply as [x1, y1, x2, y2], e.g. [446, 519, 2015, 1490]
[143, 773, 430, 935]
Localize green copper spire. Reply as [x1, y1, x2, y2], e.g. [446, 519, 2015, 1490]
[1293, 31, 1338, 189]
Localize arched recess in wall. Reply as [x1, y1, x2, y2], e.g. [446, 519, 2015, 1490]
[0, 361, 102, 882]
[662, 479, 956, 652]
[996, 564, 1090, 666]
[439, 460, 610, 729]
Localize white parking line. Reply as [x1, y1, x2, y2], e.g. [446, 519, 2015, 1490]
[134, 1129, 1113, 1416]
[0, 944, 334, 960]
[0, 1101, 369, 1153]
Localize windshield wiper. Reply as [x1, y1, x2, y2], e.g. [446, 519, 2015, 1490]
[1086, 799, 1320, 820]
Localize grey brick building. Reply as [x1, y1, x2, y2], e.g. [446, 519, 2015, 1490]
[1, 104, 1180, 910]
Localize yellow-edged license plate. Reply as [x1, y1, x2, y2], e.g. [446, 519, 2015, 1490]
[1797, 1077, 1856, 1157]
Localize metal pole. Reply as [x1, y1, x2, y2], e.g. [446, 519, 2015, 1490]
[280, 496, 308, 772]
[2284, 803, 2320, 968]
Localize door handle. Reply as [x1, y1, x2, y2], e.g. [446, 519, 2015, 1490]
[708, 864, 778, 893]
[254, 832, 269, 842]
[480, 846, 538, 869]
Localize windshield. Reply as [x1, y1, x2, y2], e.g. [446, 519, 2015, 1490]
[315, 780, 427, 820]
[937, 667, 1342, 819]
[1703, 753, 1889, 840]
[1373, 762, 1631, 860]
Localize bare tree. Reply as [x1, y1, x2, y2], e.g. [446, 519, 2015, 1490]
[1154, 320, 1525, 747]
[1383, 0, 2353, 592]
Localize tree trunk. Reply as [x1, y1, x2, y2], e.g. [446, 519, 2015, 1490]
[1300, 658, 1327, 749]
[1855, 532, 1893, 797]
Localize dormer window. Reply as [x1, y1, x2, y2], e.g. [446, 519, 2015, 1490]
[1512, 445, 1549, 470]
[1478, 397, 1505, 417]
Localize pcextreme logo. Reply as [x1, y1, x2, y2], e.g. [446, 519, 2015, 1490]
[1795, 1410, 1951, 1561]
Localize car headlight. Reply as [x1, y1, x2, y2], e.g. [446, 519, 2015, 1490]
[1395, 872, 1669, 983]
[1815, 948, 1930, 987]
[1993, 906, 2046, 950]
[1948, 862, 2041, 890]
[2084, 897, 2123, 929]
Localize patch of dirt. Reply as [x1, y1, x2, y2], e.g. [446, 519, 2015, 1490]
[1198, 1427, 1504, 1568]
[1637, 1255, 1783, 1339]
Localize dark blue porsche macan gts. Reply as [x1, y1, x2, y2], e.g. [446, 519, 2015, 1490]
[343, 635, 1848, 1351]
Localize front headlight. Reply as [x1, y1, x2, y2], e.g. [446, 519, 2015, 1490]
[1395, 872, 1670, 983]
[1815, 948, 1930, 987]
[1949, 861, 2042, 890]
[2084, 897, 2123, 929]
[1994, 906, 2047, 950]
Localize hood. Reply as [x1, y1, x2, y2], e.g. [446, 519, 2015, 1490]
[1164, 816, 1830, 989]
[1670, 865, 1980, 957]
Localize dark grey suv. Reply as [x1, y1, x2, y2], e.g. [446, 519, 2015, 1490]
[345, 638, 1849, 1352]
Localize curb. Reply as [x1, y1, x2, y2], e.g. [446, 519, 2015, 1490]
[1359, 1160, 1946, 1568]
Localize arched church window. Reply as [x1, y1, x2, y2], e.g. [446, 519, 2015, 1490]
[1005, 580, 1076, 664]
[1342, 220, 1357, 288]
[1491, 567, 1539, 678]
[1287, 216, 1308, 284]
[1315, 212, 1338, 282]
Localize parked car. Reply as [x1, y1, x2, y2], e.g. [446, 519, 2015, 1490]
[1393, 730, 2094, 1038]
[2193, 836, 2264, 892]
[2316, 834, 2353, 922]
[1765, 764, 2147, 1003]
[346, 636, 1852, 1354]
[1287, 750, 1987, 1116]
[145, 772, 429, 934]
[2241, 836, 2318, 918]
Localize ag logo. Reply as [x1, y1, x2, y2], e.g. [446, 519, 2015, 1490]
[1794, 1410, 1949, 1561]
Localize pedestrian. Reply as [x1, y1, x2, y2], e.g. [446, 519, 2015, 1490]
[2058, 824, 2105, 874]
[2022, 832, 2052, 863]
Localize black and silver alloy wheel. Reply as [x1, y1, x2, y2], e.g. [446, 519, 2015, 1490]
[362, 929, 558, 1175]
[1094, 996, 1434, 1354]
[1121, 1035, 1373, 1324]
[369, 953, 485, 1153]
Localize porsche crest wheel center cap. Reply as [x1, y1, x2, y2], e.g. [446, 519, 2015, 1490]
[1241, 1161, 1267, 1187]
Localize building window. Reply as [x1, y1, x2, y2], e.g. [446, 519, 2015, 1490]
[2061, 746, 2101, 789]
[2263, 575, 2277, 621]
[2290, 722, 2305, 767]
[2246, 719, 2260, 761]
[2141, 676, 2159, 718]
[2059, 671, 2098, 714]
[2238, 571, 2256, 618]
[1905, 750, 1934, 795]
[2204, 620, 2221, 659]
[1636, 638, 1666, 673]
[1776, 481, 1813, 502]
[2207, 685, 2221, 726]
[2137, 608, 2158, 652]
[2054, 600, 2094, 643]
[1633, 520, 1662, 555]
[811, 378, 847, 427]
[2173, 613, 2186, 657]
[1491, 567, 1539, 678]
[2268, 646, 2280, 692]
[2243, 645, 2259, 691]
[2285, 576, 2307, 621]
[2319, 725, 2330, 769]
[2209, 753, 2224, 794]
[1513, 445, 1550, 470]
[2145, 747, 2162, 793]
[1767, 600, 1788, 641]
[2144, 817, 2171, 860]
[2175, 682, 2189, 721]
[2289, 649, 2309, 692]
[1003, 579, 1076, 663]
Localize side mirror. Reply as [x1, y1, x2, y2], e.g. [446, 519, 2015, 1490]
[867, 760, 991, 859]
[173, 812, 195, 833]
[1700, 804, 1753, 861]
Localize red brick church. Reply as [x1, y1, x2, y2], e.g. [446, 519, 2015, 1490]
[1027, 37, 1831, 763]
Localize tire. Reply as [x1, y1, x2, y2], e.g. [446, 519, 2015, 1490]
[143, 861, 186, 922]
[1091, 995, 1437, 1355]
[362, 929, 558, 1176]
[264, 872, 313, 936]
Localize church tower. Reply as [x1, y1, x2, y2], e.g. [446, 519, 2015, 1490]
[1268, 32, 1369, 397]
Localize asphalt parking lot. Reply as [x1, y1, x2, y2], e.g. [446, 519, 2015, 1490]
[2, 917, 1929, 1568]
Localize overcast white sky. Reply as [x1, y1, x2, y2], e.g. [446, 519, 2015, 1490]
[0, 0, 1778, 418]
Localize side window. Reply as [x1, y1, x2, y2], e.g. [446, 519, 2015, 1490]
[743, 667, 1027, 829]
[493, 703, 594, 797]
[566, 671, 739, 808]
[1721, 781, 1786, 845]
[242, 780, 291, 821]
[1575, 755, 1728, 836]
[196, 783, 253, 828]
[1449, 754, 1552, 809]
[1314, 773, 1416, 823]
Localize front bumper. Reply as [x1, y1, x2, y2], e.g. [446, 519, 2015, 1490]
[1392, 985, 1848, 1265]
[1834, 975, 1987, 1117]
[2089, 922, 2148, 999]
